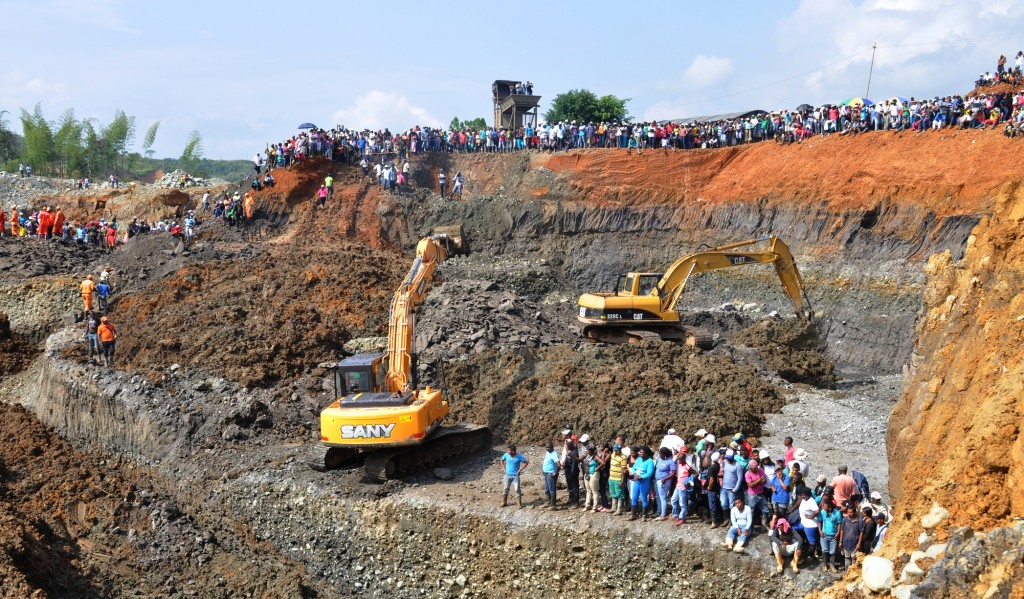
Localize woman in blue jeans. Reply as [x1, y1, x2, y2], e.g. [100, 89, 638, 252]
[628, 447, 654, 521]
[654, 448, 676, 520]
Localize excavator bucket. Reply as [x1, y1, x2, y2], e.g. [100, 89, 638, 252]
[432, 225, 468, 256]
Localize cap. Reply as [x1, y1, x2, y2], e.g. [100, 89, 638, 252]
[579, 434, 590, 443]
[705, 434, 716, 444]
[725, 449, 735, 458]
[613, 443, 622, 451]
[695, 429, 707, 438]
[679, 446, 688, 454]
[561, 428, 572, 436]
[793, 448, 808, 460]
[759, 452, 771, 462]
[870, 491, 882, 500]
[816, 475, 827, 484]
[733, 433, 744, 441]
[711, 453, 721, 462]
[667, 428, 676, 435]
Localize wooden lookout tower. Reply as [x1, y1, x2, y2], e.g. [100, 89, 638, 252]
[493, 80, 541, 130]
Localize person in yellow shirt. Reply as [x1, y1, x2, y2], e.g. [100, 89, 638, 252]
[608, 443, 629, 515]
[80, 275, 96, 312]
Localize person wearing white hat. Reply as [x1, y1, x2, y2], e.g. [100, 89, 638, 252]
[791, 448, 810, 481]
[659, 428, 684, 454]
[864, 491, 891, 523]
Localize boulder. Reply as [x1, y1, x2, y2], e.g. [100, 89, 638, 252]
[861, 555, 895, 592]
[921, 503, 950, 530]
[432, 467, 453, 480]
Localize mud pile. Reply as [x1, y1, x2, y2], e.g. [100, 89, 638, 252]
[444, 341, 784, 444]
[0, 237, 98, 280]
[111, 242, 404, 387]
[729, 317, 837, 388]
[0, 401, 319, 598]
[0, 312, 36, 377]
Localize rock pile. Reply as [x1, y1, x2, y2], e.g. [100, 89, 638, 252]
[154, 169, 216, 188]
[414, 278, 576, 382]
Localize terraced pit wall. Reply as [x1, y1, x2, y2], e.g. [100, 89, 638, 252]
[29, 333, 817, 597]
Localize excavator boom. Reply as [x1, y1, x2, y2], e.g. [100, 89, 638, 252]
[577, 236, 812, 347]
[316, 226, 491, 479]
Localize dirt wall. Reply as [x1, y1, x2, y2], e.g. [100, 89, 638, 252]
[887, 180, 1024, 548]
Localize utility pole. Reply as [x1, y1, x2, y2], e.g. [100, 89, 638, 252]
[866, 42, 877, 98]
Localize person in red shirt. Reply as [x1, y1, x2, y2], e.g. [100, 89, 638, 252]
[831, 465, 858, 507]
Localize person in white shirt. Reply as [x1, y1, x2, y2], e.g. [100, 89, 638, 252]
[722, 497, 753, 553]
[658, 428, 685, 454]
[797, 487, 821, 555]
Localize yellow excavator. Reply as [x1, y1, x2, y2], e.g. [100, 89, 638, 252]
[577, 236, 813, 347]
[316, 227, 491, 480]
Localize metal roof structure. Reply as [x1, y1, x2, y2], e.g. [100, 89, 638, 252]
[658, 109, 767, 125]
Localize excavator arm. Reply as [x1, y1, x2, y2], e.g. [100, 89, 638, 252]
[656, 236, 813, 318]
[384, 234, 459, 393]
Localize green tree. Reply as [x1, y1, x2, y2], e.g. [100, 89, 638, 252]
[141, 120, 160, 158]
[179, 130, 203, 172]
[449, 116, 487, 130]
[52, 108, 84, 177]
[0, 110, 19, 163]
[19, 104, 55, 174]
[543, 89, 630, 124]
[103, 109, 136, 176]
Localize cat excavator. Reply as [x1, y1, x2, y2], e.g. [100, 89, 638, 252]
[315, 227, 491, 480]
[577, 236, 813, 347]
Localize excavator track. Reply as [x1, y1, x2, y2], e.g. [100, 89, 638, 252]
[361, 423, 492, 482]
[308, 444, 361, 472]
[582, 325, 715, 350]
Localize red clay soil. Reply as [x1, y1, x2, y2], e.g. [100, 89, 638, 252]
[444, 129, 1024, 217]
[886, 179, 1024, 550]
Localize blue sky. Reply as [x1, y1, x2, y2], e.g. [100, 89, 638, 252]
[2, 0, 1022, 159]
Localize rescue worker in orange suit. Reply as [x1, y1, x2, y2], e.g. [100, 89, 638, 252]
[37, 206, 52, 239]
[80, 274, 96, 312]
[9, 206, 19, 236]
[0, 207, 6, 236]
[97, 316, 117, 367]
[52, 206, 65, 238]
[244, 193, 254, 219]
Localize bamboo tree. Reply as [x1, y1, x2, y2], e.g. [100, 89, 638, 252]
[141, 120, 160, 158]
[19, 103, 55, 175]
[179, 130, 203, 172]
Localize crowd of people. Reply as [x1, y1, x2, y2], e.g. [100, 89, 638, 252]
[500, 426, 890, 576]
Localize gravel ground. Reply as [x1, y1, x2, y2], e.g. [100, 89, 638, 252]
[758, 372, 902, 503]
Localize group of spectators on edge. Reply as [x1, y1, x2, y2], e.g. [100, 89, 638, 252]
[500, 426, 892, 577]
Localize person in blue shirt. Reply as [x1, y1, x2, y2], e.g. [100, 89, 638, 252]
[628, 447, 654, 521]
[95, 280, 111, 314]
[818, 502, 844, 572]
[770, 459, 791, 516]
[542, 441, 560, 509]
[654, 447, 676, 520]
[500, 444, 529, 509]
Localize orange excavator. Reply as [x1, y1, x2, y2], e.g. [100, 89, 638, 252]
[577, 236, 813, 347]
[316, 227, 491, 480]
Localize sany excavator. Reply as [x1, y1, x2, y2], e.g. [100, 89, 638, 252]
[316, 228, 491, 480]
[577, 236, 813, 347]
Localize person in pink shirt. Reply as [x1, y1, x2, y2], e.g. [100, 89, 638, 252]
[783, 436, 796, 465]
[744, 459, 770, 529]
[831, 465, 858, 507]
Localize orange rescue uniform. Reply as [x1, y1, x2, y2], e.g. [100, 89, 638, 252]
[80, 278, 96, 312]
[52, 210, 65, 236]
[38, 209, 52, 237]
[97, 322, 117, 342]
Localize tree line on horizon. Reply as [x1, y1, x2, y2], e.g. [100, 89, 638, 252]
[0, 104, 245, 180]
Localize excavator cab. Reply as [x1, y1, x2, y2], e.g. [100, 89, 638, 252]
[334, 353, 388, 398]
[619, 273, 663, 296]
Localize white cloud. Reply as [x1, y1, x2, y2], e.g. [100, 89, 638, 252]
[332, 91, 443, 130]
[683, 55, 734, 89]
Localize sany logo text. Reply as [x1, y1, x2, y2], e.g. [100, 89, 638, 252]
[341, 424, 396, 439]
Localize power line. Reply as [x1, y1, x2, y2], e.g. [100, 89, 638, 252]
[678, 49, 873, 106]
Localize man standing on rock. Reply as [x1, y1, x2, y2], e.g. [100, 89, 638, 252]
[80, 274, 96, 312]
[85, 312, 100, 364]
[95, 278, 111, 314]
[499, 444, 528, 508]
[542, 441, 560, 509]
[97, 316, 117, 367]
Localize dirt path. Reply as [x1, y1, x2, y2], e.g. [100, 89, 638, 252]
[758, 373, 902, 502]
